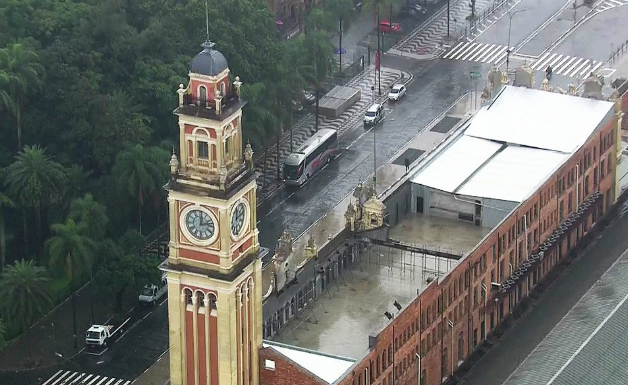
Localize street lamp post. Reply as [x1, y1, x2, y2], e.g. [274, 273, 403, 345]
[415, 353, 422, 385]
[377, 5, 382, 96]
[506, 9, 528, 73]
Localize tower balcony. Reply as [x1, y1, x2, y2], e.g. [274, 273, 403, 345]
[175, 94, 246, 121]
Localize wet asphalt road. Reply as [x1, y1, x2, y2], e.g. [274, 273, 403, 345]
[257, 56, 479, 251]
[6, 3, 625, 381]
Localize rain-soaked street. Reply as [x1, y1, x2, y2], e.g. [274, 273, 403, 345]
[7, 0, 628, 380]
[257, 55, 484, 252]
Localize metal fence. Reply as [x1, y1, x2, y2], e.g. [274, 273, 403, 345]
[456, 0, 512, 42]
[608, 39, 628, 65]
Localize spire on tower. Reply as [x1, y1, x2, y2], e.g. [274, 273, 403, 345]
[205, 0, 211, 44]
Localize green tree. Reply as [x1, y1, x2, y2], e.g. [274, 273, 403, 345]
[0, 260, 52, 333]
[4, 145, 67, 254]
[112, 144, 169, 234]
[68, 194, 109, 241]
[0, 43, 45, 150]
[0, 318, 6, 349]
[324, 0, 356, 72]
[299, 31, 333, 132]
[0, 180, 14, 272]
[46, 219, 95, 348]
[93, 239, 160, 312]
[243, 82, 278, 189]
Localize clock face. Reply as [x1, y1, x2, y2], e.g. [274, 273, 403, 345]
[231, 202, 246, 236]
[185, 209, 215, 241]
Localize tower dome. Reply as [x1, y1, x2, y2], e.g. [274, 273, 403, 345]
[190, 41, 228, 76]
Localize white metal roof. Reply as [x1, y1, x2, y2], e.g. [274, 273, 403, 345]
[457, 146, 568, 202]
[262, 341, 355, 384]
[410, 135, 502, 193]
[465, 85, 614, 154]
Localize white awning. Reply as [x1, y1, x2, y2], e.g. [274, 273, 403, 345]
[457, 146, 569, 202]
[410, 135, 503, 193]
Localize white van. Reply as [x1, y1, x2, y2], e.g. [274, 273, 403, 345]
[139, 274, 167, 305]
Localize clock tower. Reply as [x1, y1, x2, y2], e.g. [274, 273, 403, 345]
[162, 39, 264, 385]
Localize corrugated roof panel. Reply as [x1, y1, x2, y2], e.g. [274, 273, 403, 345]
[503, 250, 628, 385]
[456, 146, 568, 202]
[466, 85, 614, 154]
[410, 135, 502, 193]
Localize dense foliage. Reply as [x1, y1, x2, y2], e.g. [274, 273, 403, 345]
[0, 0, 344, 342]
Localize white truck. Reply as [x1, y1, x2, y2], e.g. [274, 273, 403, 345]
[85, 316, 131, 348]
[138, 274, 168, 305]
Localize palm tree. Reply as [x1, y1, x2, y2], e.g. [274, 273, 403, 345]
[68, 194, 109, 241]
[46, 219, 95, 348]
[325, 0, 356, 72]
[0, 190, 14, 272]
[0, 44, 45, 150]
[0, 260, 52, 333]
[111, 144, 169, 234]
[243, 82, 279, 189]
[0, 318, 6, 349]
[294, 31, 334, 133]
[4, 145, 67, 254]
[0, 169, 14, 272]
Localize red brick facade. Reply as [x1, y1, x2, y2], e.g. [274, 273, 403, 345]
[335, 116, 619, 385]
[259, 346, 327, 385]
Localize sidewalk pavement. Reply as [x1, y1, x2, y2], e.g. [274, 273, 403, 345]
[0, 283, 135, 372]
[388, 0, 514, 57]
[133, 351, 169, 385]
[255, 65, 411, 203]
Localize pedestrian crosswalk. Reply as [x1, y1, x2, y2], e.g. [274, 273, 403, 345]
[42, 370, 132, 385]
[443, 42, 513, 64]
[530, 53, 603, 78]
[597, 0, 628, 12]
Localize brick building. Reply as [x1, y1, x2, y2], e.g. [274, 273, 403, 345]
[258, 85, 620, 385]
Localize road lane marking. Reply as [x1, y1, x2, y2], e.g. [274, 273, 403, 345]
[42, 370, 64, 385]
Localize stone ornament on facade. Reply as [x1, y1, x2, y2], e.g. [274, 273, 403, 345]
[170, 151, 180, 178]
[275, 230, 293, 263]
[344, 200, 357, 231]
[233, 76, 242, 99]
[219, 161, 228, 190]
[304, 234, 318, 261]
[362, 195, 386, 230]
[244, 140, 254, 170]
[513, 64, 534, 89]
[177, 83, 186, 107]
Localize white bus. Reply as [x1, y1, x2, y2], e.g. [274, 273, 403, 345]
[283, 128, 339, 186]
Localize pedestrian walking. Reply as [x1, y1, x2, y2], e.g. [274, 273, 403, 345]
[404, 157, 410, 173]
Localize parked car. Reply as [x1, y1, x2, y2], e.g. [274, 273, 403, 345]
[302, 90, 316, 105]
[400, 3, 427, 16]
[388, 84, 407, 101]
[378, 21, 403, 33]
[364, 103, 385, 127]
[139, 274, 168, 305]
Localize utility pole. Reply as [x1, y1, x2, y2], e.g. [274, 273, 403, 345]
[447, 0, 451, 37]
[506, 9, 528, 73]
[377, 2, 382, 96]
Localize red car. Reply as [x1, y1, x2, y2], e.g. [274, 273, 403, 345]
[378, 21, 402, 33]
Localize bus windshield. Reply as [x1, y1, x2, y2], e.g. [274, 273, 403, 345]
[284, 162, 304, 180]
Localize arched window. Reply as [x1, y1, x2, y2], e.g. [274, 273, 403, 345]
[199, 85, 208, 107]
[220, 82, 226, 97]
